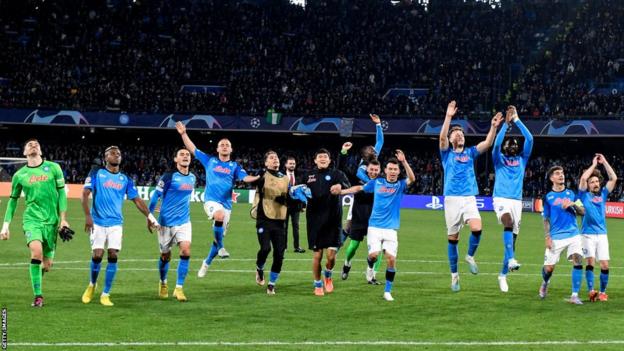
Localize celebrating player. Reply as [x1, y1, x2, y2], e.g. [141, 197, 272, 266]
[338, 144, 383, 284]
[304, 148, 350, 296]
[1, 139, 70, 307]
[342, 150, 415, 301]
[251, 150, 308, 295]
[540, 166, 586, 305]
[149, 148, 197, 302]
[81, 146, 159, 307]
[439, 101, 502, 291]
[492, 106, 533, 292]
[578, 154, 617, 302]
[341, 113, 384, 243]
[176, 122, 259, 277]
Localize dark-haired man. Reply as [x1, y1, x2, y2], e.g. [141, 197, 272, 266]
[149, 148, 196, 302]
[304, 148, 350, 296]
[1, 139, 70, 307]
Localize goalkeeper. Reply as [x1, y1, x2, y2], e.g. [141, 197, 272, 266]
[1, 139, 71, 308]
[250, 150, 310, 295]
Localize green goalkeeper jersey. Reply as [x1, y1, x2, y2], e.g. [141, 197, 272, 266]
[4, 160, 67, 226]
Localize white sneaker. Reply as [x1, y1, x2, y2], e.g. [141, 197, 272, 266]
[465, 255, 478, 275]
[507, 258, 521, 272]
[197, 262, 209, 278]
[366, 266, 375, 283]
[451, 273, 460, 292]
[383, 292, 394, 301]
[218, 247, 230, 258]
[498, 275, 509, 293]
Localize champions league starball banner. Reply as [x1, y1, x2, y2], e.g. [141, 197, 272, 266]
[2, 108, 624, 136]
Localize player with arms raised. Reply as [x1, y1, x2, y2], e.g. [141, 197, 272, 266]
[342, 150, 415, 301]
[176, 122, 259, 277]
[492, 106, 533, 292]
[578, 154, 617, 302]
[439, 101, 502, 291]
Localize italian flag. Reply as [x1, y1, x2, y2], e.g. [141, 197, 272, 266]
[266, 109, 282, 125]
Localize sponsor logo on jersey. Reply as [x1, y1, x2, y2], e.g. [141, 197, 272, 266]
[103, 180, 124, 190]
[378, 186, 397, 194]
[307, 175, 316, 183]
[592, 196, 603, 204]
[552, 197, 571, 207]
[454, 154, 470, 163]
[179, 183, 194, 191]
[213, 165, 232, 175]
[29, 175, 49, 184]
[504, 159, 520, 167]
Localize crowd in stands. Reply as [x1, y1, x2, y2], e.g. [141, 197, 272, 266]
[1, 140, 623, 201]
[1, 0, 623, 118]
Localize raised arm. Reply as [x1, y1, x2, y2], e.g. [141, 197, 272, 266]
[338, 142, 353, 173]
[578, 156, 598, 192]
[508, 106, 534, 159]
[439, 101, 457, 151]
[370, 114, 384, 155]
[492, 122, 508, 164]
[176, 121, 197, 155]
[476, 112, 503, 154]
[597, 153, 618, 193]
[396, 150, 415, 186]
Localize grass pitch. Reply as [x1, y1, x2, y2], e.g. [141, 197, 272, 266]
[1, 199, 624, 350]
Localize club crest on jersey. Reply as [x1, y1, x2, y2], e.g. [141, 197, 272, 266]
[43, 166, 50, 172]
[103, 180, 124, 190]
[214, 166, 232, 174]
[325, 175, 331, 181]
[29, 175, 49, 184]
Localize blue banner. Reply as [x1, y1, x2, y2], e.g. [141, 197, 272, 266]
[1, 108, 624, 136]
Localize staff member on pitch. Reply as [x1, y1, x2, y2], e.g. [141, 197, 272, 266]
[251, 150, 309, 295]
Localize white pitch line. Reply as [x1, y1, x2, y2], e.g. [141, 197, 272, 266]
[9, 340, 624, 347]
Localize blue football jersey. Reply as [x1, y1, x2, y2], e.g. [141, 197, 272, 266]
[492, 121, 533, 200]
[195, 149, 248, 210]
[579, 188, 608, 235]
[84, 168, 138, 226]
[440, 146, 479, 196]
[363, 178, 408, 230]
[542, 189, 579, 240]
[149, 171, 196, 226]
